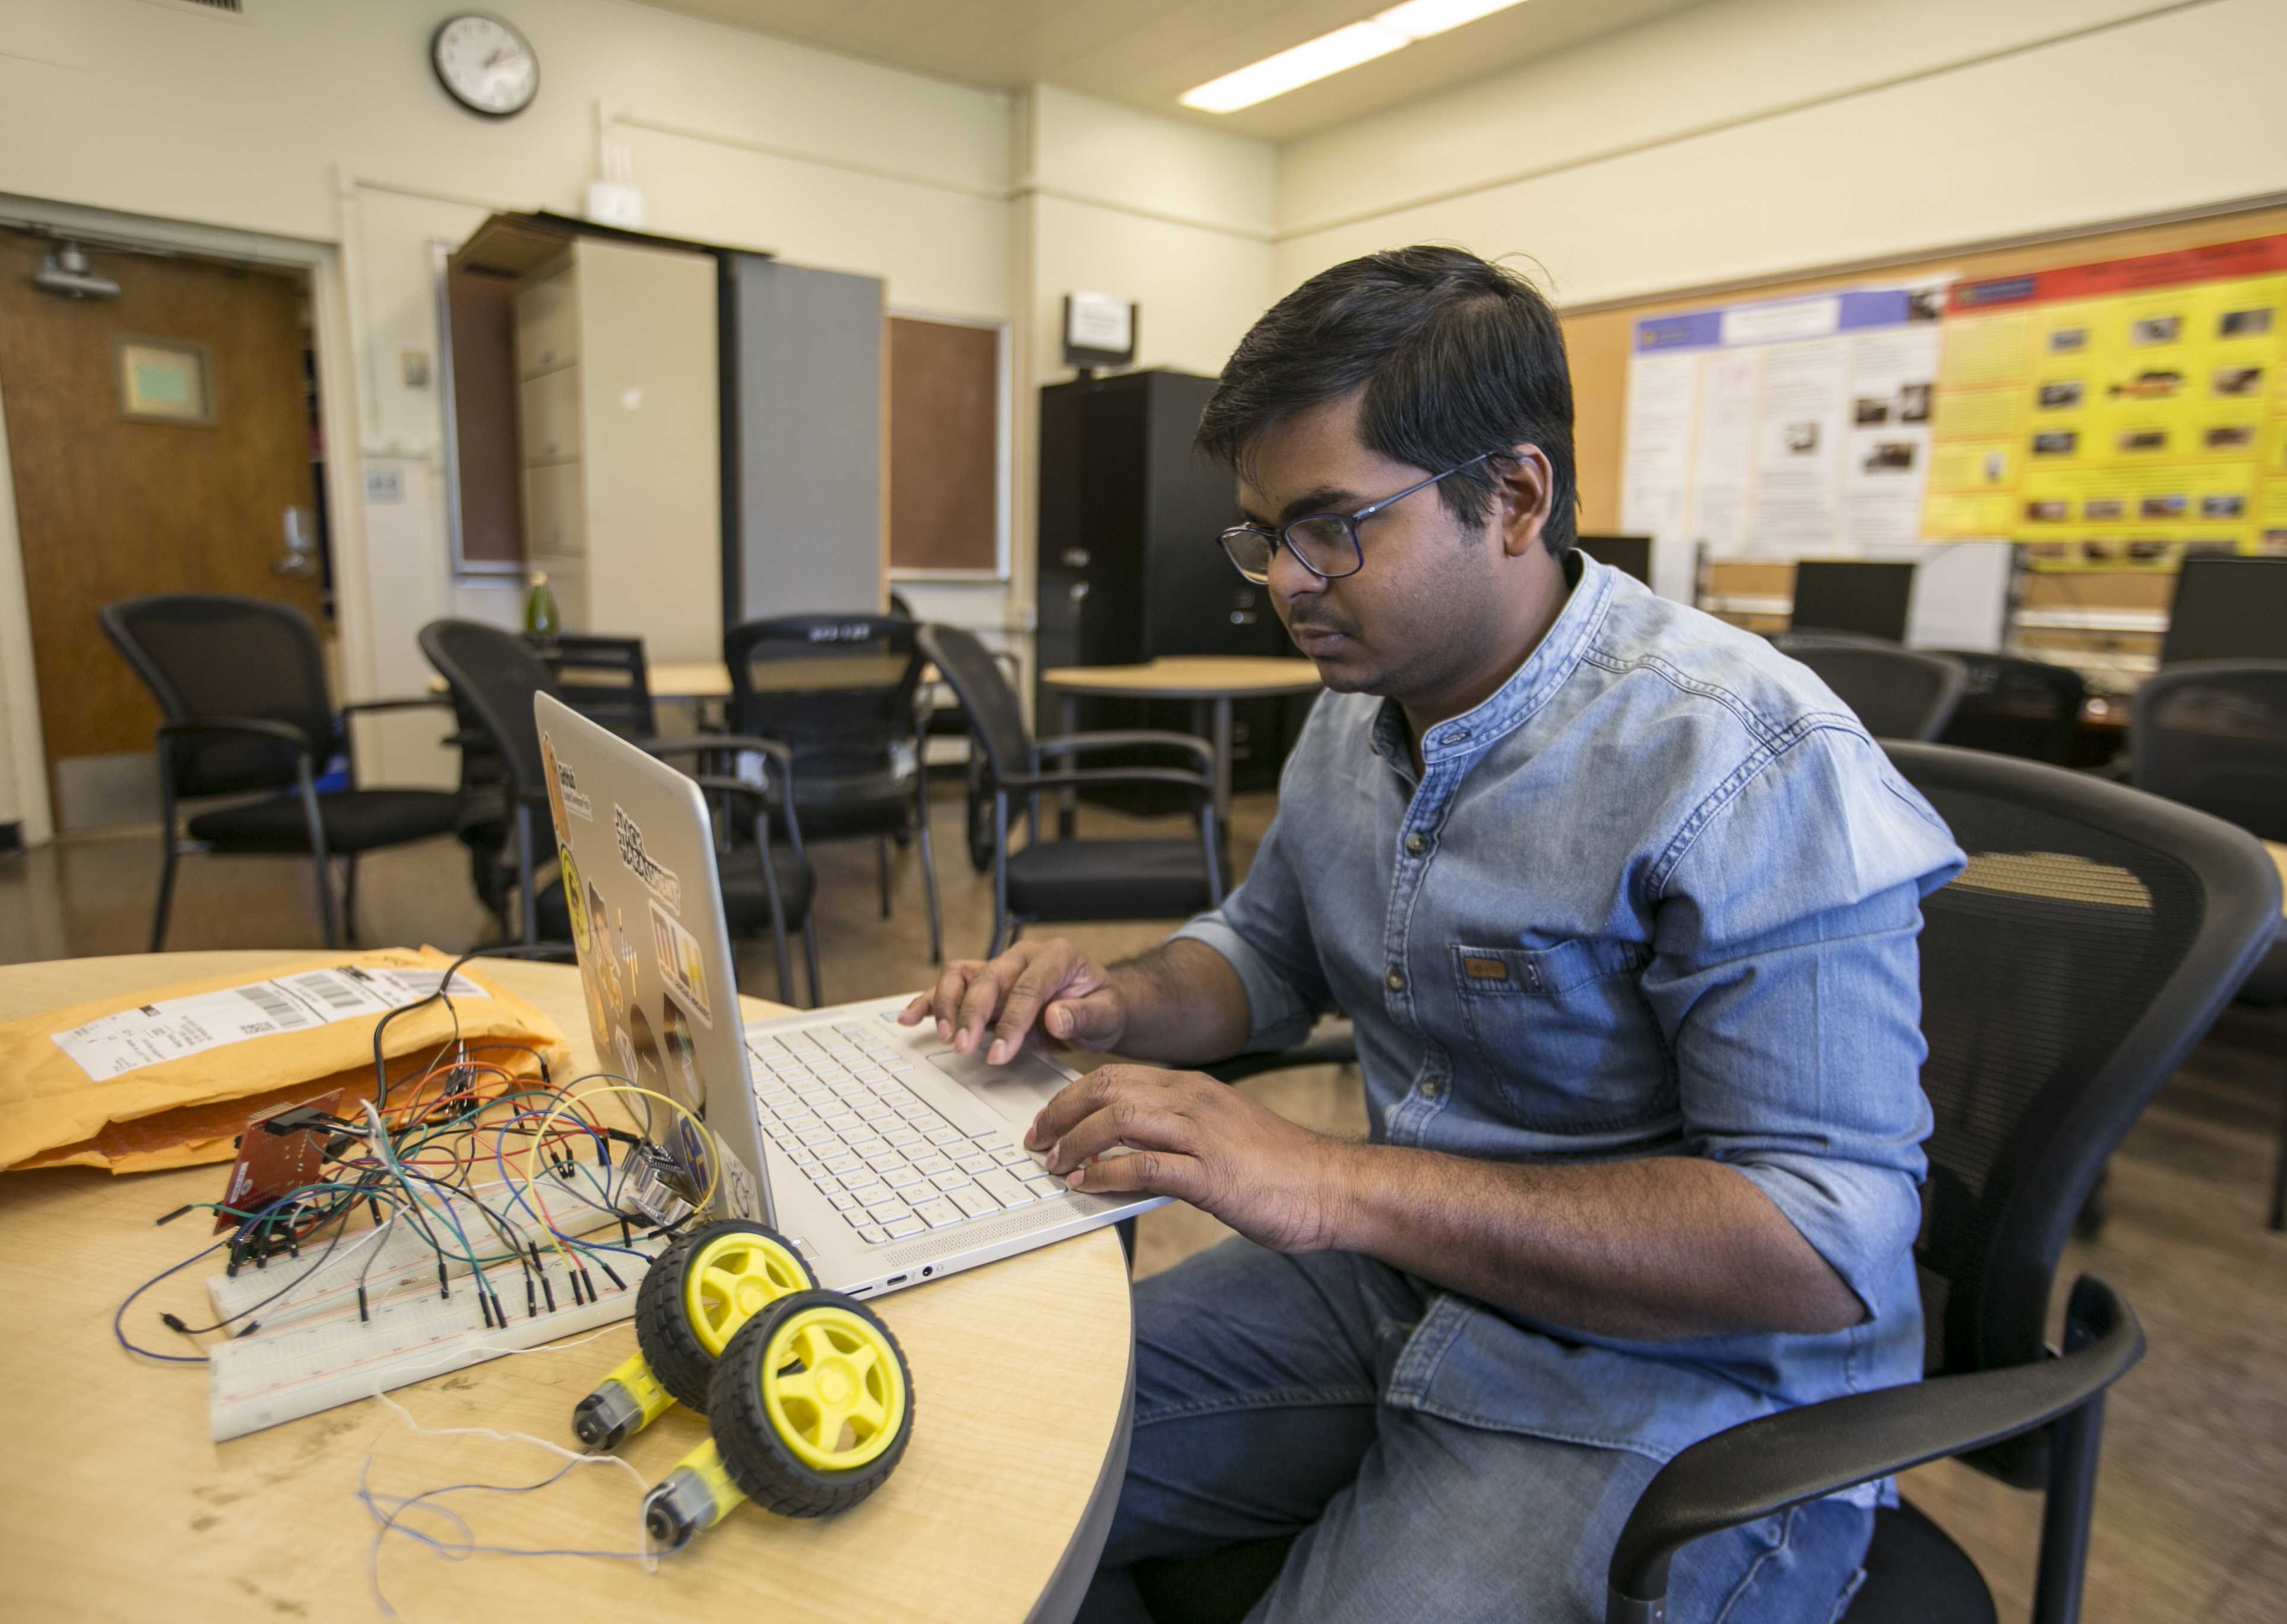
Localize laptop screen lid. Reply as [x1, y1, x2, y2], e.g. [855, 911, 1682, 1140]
[533, 690, 774, 1230]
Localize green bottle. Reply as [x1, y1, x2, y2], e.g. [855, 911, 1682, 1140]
[524, 568, 559, 637]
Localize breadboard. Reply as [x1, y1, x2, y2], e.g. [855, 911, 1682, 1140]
[205, 1231, 670, 1442]
[203, 1162, 625, 1330]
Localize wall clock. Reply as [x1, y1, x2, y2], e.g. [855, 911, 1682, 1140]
[431, 13, 539, 119]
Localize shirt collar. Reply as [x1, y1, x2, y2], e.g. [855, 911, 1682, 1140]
[1371, 549, 1615, 769]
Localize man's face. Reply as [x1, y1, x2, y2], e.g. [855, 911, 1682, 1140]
[1236, 392, 1509, 703]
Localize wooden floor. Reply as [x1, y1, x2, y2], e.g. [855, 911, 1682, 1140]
[3, 783, 2281, 1621]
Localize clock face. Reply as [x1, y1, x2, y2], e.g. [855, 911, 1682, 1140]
[431, 14, 539, 118]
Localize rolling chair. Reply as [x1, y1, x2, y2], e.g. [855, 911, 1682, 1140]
[1136, 744, 2282, 1624]
[1935, 652, 2087, 766]
[419, 620, 823, 1006]
[1773, 634, 1968, 741]
[2130, 659, 2287, 1228]
[100, 593, 460, 950]
[918, 623, 1224, 959]
[725, 614, 943, 963]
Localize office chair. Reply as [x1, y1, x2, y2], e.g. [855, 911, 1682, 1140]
[1135, 745, 2282, 1624]
[529, 632, 656, 739]
[419, 620, 823, 1006]
[2130, 659, 2287, 1227]
[1773, 635, 1968, 741]
[1934, 652, 2087, 766]
[918, 623, 1224, 958]
[725, 614, 942, 963]
[100, 593, 460, 950]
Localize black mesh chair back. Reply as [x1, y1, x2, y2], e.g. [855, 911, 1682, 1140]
[918, 623, 1032, 775]
[725, 615, 923, 781]
[419, 620, 559, 801]
[2130, 659, 2287, 843]
[1935, 652, 2088, 766]
[1886, 743, 2279, 1476]
[99, 594, 335, 794]
[532, 633, 655, 740]
[1777, 639, 1968, 741]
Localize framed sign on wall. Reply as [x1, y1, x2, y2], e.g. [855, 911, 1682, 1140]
[114, 335, 215, 427]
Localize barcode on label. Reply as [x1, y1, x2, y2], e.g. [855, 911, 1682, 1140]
[236, 984, 316, 1029]
[282, 972, 368, 1012]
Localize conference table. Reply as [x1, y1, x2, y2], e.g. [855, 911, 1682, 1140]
[1038, 656, 1324, 830]
[0, 953, 1134, 1624]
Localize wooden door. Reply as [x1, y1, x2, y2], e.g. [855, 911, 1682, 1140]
[888, 316, 999, 573]
[0, 230, 324, 827]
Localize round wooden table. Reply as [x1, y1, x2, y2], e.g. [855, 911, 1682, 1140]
[0, 953, 1134, 1624]
[1039, 656, 1323, 828]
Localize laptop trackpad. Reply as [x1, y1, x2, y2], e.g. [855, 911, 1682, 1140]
[923, 1045, 1076, 1124]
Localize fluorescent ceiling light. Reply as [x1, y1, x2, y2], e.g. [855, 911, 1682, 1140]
[1180, 1, 1530, 113]
[1179, 22, 1408, 113]
[1373, 0, 1528, 39]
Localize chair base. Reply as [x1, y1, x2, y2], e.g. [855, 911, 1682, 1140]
[1847, 1501, 1996, 1624]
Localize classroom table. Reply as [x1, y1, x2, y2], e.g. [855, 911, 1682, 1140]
[1038, 656, 1323, 829]
[0, 952, 1134, 1624]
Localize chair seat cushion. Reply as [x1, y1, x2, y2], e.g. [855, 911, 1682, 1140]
[1846, 1501, 1995, 1624]
[186, 789, 461, 855]
[788, 769, 915, 839]
[1005, 838, 1214, 922]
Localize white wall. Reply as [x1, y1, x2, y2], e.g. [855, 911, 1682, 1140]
[1276, 0, 2287, 306]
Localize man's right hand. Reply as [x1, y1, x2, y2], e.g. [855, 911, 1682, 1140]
[898, 939, 1129, 1065]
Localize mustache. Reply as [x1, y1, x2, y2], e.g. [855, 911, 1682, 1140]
[1283, 607, 1358, 639]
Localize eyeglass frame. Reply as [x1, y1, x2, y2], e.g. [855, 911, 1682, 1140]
[1215, 451, 1503, 585]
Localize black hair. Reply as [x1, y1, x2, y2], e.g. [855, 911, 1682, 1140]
[1196, 245, 1576, 553]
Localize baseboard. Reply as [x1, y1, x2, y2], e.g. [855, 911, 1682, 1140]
[0, 821, 20, 854]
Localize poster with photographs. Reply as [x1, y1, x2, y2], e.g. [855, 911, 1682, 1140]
[1619, 282, 1945, 581]
[1928, 233, 2287, 569]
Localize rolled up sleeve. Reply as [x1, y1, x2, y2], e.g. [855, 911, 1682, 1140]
[1170, 805, 1333, 1054]
[1640, 725, 1965, 1313]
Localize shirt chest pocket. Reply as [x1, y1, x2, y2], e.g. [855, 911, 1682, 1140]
[1449, 939, 1673, 1131]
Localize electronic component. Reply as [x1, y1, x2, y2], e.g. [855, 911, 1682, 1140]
[620, 1142, 698, 1228]
[214, 1092, 347, 1238]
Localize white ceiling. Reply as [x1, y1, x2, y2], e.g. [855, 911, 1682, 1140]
[633, 0, 1708, 142]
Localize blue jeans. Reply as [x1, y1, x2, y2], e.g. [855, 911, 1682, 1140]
[1081, 1240, 1872, 1624]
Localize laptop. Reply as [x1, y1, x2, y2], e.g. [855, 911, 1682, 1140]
[534, 691, 1164, 1299]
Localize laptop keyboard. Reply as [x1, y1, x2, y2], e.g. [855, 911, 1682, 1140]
[747, 1022, 1068, 1244]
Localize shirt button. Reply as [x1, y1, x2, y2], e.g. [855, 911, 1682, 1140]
[1385, 969, 1406, 992]
[1405, 833, 1427, 856]
[1420, 1079, 1440, 1099]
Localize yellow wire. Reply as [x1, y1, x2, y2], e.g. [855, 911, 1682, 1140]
[517, 1080, 727, 1274]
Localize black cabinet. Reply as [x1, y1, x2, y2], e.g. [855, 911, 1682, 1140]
[1035, 370, 1301, 807]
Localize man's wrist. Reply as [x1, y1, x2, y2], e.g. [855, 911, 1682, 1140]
[1310, 1136, 1381, 1254]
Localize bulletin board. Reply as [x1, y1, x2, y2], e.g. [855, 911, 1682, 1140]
[1925, 234, 2287, 570]
[1566, 202, 2287, 566]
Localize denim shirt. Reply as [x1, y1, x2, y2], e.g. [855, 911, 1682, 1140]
[1172, 553, 1966, 1468]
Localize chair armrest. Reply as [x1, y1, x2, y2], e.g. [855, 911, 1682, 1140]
[1605, 1276, 2143, 1623]
[642, 734, 794, 770]
[1204, 1023, 1356, 1083]
[340, 696, 455, 718]
[999, 766, 1212, 801]
[1035, 730, 1216, 773]
[157, 717, 316, 756]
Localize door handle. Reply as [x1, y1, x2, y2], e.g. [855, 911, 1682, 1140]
[1061, 548, 1090, 568]
[273, 506, 319, 578]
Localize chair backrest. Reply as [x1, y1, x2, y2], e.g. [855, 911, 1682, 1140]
[916, 623, 1031, 778]
[1885, 745, 2278, 1433]
[418, 619, 560, 798]
[99, 592, 334, 795]
[1934, 651, 2088, 766]
[531, 633, 655, 740]
[2130, 659, 2287, 844]
[724, 614, 921, 779]
[1778, 639, 1967, 740]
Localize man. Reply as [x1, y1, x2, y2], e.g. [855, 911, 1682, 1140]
[904, 246, 1963, 1621]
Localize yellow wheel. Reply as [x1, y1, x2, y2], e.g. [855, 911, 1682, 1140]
[708, 1289, 914, 1517]
[634, 1220, 813, 1411]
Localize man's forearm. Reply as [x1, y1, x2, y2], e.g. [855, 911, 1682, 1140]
[1325, 1144, 1865, 1340]
[1104, 940, 1253, 1067]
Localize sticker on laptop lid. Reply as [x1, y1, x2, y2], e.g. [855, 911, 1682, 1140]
[612, 804, 682, 913]
[651, 898, 713, 1027]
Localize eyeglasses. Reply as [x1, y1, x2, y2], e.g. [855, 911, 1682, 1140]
[1215, 452, 1499, 585]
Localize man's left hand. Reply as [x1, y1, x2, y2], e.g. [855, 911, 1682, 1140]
[1025, 1065, 1355, 1254]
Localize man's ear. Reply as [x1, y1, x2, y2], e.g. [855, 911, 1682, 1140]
[1493, 445, 1555, 559]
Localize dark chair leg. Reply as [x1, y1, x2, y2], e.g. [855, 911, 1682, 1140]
[801, 922, 823, 1010]
[150, 829, 180, 953]
[2269, 1065, 2285, 1231]
[512, 802, 536, 946]
[752, 815, 796, 1007]
[297, 762, 339, 949]
[341, 855, 361, 945]
[988, 790, 1012, 959]
[915, 788, 943, 965]
[877, 833, 892, 919]
[2032, 1298, 2112, 1624]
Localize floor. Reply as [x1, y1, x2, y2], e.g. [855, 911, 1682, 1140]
[3, 782, 2282, 1621]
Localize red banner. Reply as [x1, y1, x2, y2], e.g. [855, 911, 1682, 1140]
[1949, 233, 2287, 313]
